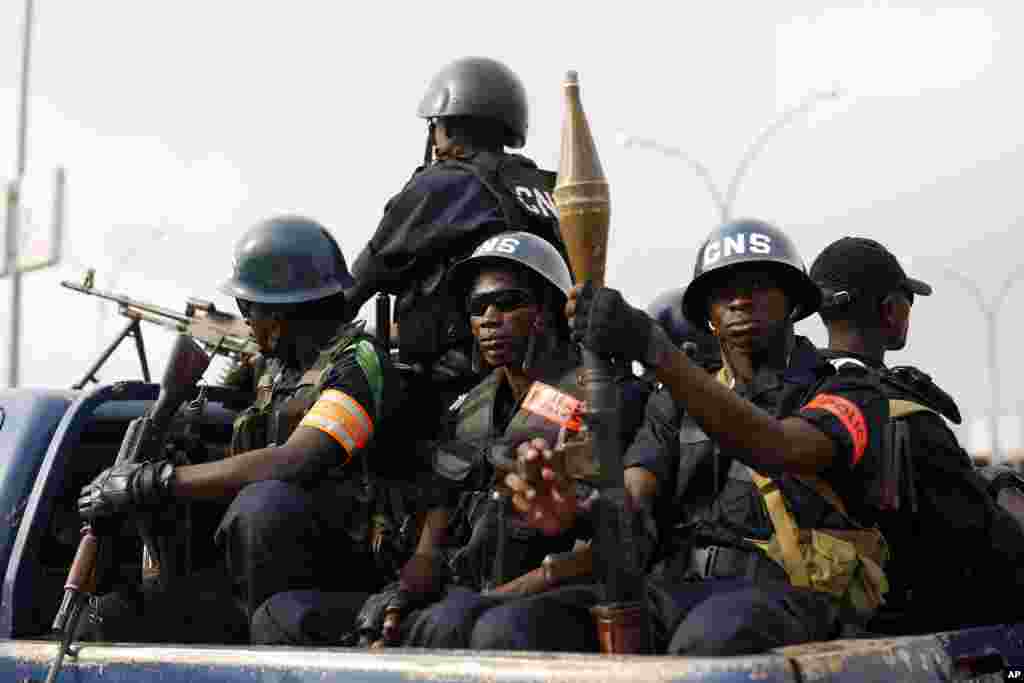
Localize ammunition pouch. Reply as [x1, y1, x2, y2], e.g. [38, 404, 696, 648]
[750, 469, 890, 620]
[749, 527, 889, 620]
[230, 407, 269, 455]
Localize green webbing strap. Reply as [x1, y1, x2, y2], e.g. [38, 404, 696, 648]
[350, 339, 384, 423]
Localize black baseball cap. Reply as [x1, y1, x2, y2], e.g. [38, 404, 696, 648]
[810, 237, 932, 308]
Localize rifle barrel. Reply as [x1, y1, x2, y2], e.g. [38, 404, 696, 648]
[61, 281, 190, 324]
[62, 280, 259, 358]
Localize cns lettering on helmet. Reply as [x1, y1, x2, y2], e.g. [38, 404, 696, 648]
[703, 233, 772, 267]
[515, 186, 558, 218]
[479, 236, 521, 254]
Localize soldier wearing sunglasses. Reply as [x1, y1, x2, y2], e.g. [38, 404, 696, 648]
[334, 231, 651, 650]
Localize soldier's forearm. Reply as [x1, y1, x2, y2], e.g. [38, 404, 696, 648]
[171, 446, 282, 500]
[654, 349, 832, 475]
[172, 430, 339, 500]
[415, 508, 450, 556]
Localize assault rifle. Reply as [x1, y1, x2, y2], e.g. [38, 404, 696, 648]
[62, 270, 258, 389]
[46, 334, 212, 683]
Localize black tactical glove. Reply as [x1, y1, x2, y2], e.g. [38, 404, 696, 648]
[78, 460, 176, 522]
[354, 552, 450, 647]
[570, 282, 675, 368]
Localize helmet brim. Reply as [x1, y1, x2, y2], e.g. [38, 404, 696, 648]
[682, 261, 822, 328]
[218, 277, 350, 305]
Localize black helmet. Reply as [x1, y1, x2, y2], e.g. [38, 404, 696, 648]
[647, 287, 719, 361]
[448, 231, 572, 304]
[218, 215, 354, 304]
[682, 219, 821, 327]
[417, 57, 528, 148]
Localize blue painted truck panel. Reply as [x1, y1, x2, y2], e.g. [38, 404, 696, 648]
[0, 388, 75, 614]
[0, 386, 1021, 682]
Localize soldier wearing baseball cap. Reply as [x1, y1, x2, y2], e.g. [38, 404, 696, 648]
[811, 237, 931, 355]
[809, 236, 1024, 635]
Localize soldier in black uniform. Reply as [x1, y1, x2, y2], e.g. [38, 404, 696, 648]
[341, 231, 647, 650]
[346, 57, 564, 418]
[78, 216, 410, 643]
[503, 220, 898, 655]
[809, 237, 1024, 633]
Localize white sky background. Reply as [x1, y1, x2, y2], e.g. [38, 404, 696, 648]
[1, 1, 1023, 443]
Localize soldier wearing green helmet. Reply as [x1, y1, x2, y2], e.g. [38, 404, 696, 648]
[78, 216, 416, 643]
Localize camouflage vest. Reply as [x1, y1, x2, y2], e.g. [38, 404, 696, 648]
[454, 358, 583, 465]
[445, 352, 583, 589]
[230, 323, 384, 456]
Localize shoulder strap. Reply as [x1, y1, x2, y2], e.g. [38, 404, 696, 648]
[441, 156, 519, 228]
[350, 339, 384, 423]
[748, 469, 811, 588]
[889, 398, 934, 420]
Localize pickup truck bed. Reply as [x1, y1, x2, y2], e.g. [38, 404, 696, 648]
[1, 385, 1021, 683]
[7, 623, 1021, 682]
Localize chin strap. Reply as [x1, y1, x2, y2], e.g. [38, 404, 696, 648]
[424, 122, 435, 167]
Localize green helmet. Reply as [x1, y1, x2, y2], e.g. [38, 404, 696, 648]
[218, 216, 354, 304]
[417, 57, 529, 148]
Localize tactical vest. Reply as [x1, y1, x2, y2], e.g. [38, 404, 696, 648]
[395, 152, 565, 367]
[444, 152, 564, 252]
[230, 325, 385, 459]
[832, 360, 1024, 630]
[676, 365, 890, 617]
[440, 358, 583, 589]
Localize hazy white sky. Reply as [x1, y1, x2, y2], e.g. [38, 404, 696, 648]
[1, 1, 1022, 449]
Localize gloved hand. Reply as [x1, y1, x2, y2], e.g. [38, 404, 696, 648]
[356, 553, 448, 647]
[566, 282, 675, 369]
[78, 459, 176, 522]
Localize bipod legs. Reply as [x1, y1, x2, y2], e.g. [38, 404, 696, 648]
[72, 318, 151, 389]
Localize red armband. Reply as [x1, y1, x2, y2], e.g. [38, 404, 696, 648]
[802, 393, 868, 465]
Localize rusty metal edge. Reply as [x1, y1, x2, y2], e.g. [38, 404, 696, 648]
[4, 639, 799, 683]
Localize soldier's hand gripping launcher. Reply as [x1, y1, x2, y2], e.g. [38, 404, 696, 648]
[47, 335, 211, 683]
[554, 70, 652, 654]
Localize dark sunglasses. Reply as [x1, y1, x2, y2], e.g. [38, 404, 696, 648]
[466, 288, 535, 317]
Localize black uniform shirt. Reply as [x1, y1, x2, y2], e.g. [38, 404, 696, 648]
[792, 361, 890, 526]
[354, 163, 507, 310]
[296, 340, 403, 477]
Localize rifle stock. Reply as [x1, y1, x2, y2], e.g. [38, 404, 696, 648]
[489, 544, 594, 597]
[61, 276, 259, 358]
[48, 336, 211, 681]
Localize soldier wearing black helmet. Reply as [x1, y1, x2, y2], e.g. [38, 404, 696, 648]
[78, 216, 412, 643]
[309, 231, 647, 650]
[504, 219, 898, 655]
[346, 57, 565, 416]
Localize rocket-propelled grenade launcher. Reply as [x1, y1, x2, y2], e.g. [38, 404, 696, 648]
[553, 70, 652, 655]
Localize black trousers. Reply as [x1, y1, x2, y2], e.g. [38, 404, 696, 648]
[463, 577, 841, 655]
[214, 480, 379, 627]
